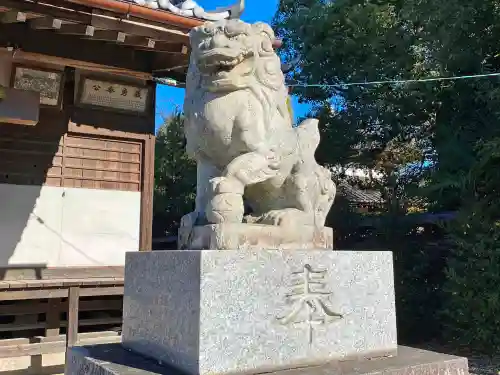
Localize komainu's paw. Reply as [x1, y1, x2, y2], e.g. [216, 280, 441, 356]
[257, 208, 310, 227]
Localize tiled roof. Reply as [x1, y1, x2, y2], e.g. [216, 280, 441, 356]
[338, 182, 384, 205]
[129, 0, 244, 21]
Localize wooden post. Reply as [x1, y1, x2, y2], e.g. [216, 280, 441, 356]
[46, 298, 61, 337]
[14, 301, 44, 370]
[139, 131, 156, 250]
[67, 287, 80, 348]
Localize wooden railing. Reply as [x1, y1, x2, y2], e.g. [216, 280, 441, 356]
[0, 331, 121, 359]
[0, 267, 124, 363]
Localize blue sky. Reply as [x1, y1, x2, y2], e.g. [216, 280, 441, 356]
[154, 0, 312, 129]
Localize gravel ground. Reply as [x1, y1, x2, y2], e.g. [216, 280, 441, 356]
[419, 343, 499, 375]
[467, 356, 500, 375]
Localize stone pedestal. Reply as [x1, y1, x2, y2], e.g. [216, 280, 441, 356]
[66, 344, 469, 375]
[179, 224, 334, 250]
[120, 250, 396, 375]
[63, 248, 470, 375]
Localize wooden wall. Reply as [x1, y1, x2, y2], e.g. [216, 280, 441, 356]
[0, 130, 144, 192]
[0, 51, 156, 268]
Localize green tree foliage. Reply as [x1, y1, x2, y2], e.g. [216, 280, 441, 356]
[443, 222, 500, 355]
[273, 0, 500, 210]
[441, 138, 500, 355]
[274, 0, 431, 214]
[153, 111, 196, 236]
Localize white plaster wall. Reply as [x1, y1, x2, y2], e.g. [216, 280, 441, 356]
[57, 187, 141, 266]
[0, 184, 140, 267]
[0, 184, 62, 267]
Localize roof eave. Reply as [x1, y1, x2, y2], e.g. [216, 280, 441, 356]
[63, 0, 204, 29]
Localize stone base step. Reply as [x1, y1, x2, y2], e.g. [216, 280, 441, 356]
[65, 344, 468, 375]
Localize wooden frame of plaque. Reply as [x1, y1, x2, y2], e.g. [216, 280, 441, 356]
[10, 64, 65, 109]
[75, 75, 153, 116]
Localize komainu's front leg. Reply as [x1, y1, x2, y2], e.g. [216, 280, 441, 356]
[205, 150, 281, 224]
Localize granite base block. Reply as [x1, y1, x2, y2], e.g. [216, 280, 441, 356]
[121, 250, 397, 375]
[179, 224, 334, 250]
[65, 344, 469, 375]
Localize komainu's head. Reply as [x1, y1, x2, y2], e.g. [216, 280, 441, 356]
[188, 19, 285, 91]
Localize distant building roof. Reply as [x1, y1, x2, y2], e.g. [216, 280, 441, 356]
[338, 182, 384, 205]
[129, 0, 244, 21]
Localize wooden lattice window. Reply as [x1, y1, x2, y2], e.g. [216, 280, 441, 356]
[61, 134, 142, 192]
[0, 134, 142, 192]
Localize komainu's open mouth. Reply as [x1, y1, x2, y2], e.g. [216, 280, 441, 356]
[215, 64, 234, 73]
[197, 47, 250, 76]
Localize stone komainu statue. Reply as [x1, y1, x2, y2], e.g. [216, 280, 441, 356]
[180, 19, 336, 235]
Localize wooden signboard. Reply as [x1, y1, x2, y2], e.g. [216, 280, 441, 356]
[76, 76, 152, 115]
[11, 65, 64, 107]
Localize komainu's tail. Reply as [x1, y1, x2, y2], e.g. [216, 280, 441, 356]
[295, 118, 320, 161]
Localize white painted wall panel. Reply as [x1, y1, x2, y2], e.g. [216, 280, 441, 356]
[58, 188, 141, 266]
[0, 184, 141, 267]
[0, 184, 62, 266]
